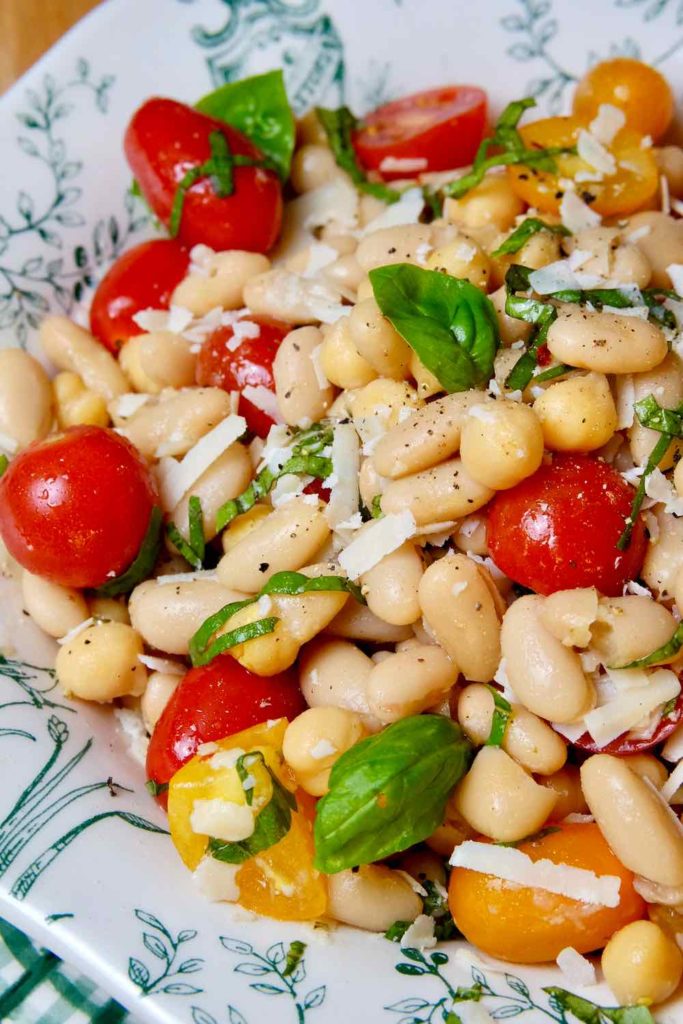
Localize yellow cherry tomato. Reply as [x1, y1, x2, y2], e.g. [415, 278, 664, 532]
[449, 823, 645, 964]
[573, 58, 674, 142]
[507, 115, 659, 217]
[167, 718, 326, 920]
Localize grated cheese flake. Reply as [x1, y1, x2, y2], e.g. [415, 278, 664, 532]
[662, 724, 683, 763]
[577, 129, 617, 176]
[57, 617, 95, 645]
[359, 187, 425, 237]
[661, 759, 683, 803]
[379, 156, 428, 174]
[325, 423, 361, 531]
[589, 104, 626, 145]
[113, 707, 149, 766]
[399, 914, 437, 950]
[667, 263, 683, 295]
[241, 386, 283, 424]
[156, 570, 219, 586]
[192, 856, 240, 902]
[583, 668, 681, 747]
[560, 190, 602, 234]
[137, 654, 186, 675]
[556, 947, 597, 988]
[110, 393, 152, 420]
[190, 798, 254, 842]
[450, 840, 621, 907]
[156, 414, 247, 511]
[339, 510, 417, 580]
[309, 738, 338, 760]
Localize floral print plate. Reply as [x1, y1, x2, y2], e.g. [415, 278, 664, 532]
[1, 1, 683, 1021]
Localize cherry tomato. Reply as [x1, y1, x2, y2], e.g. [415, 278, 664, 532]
[89, 239, 189, 354]
[573, 58, 674, 142]
[124, 98, 282, 252]
[487, 453, 647, 597]
[195, 315, 289, 437]
[507, 115, 658, 217]
[353, 86, 487, 179]
[146, 655, 305, 793]
[0, 426, 158, 589]
[449, 822, 645, 963]
[573, 692, 683, 756]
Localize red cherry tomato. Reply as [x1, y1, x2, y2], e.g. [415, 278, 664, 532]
[89, 239, 189, 354]
[146, 655, 305, 795]
[573, 693, 683, 755]
[353, 86, 488, 180]
[195, 315, 289, 437]
[487, 454, 647, 597]
[124, 98, 282, 252]
[0, 426, 158, 589]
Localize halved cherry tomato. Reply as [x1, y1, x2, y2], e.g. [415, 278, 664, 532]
[167, 720, 326, 920]
[487, 453, 647, 597]
[573, 58, 674, 142]
[353, 86, 487, 180]
[124, 98, 282, 252]
[195, 315, 290, 437]
[507, 115, 659, 217]
[573, 692, 683, 756]
[146, 655, 305, 794]
[89, 239, 189, 354]
[0, 426, 158, 588]
[449, 822, 645, 963]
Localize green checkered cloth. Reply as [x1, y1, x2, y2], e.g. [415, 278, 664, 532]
[0, 918, 134, 1023]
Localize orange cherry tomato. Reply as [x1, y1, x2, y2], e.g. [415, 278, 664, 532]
[448, 823, 645, 963]
[507, 115, 658, 217]
[167, 719, 326, 921]
[573, 58, 674, 142]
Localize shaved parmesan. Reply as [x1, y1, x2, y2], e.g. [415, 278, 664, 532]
[624, 580, 651, 598]
[326, 423, 361, 530]
[560, 190, 602, 234]
[528, 259, 603, 295]
[583, 669, 681, 747]
[113, 707, 149, 766]
[450, 840, 621, 907]
[339, 511, 417, 580]
[110, 392, 151, 419]
[626, 224, 651, 244]
[190, 798, 254, 842]
[188, 244, 215, 276]
[394, 870, 428, 898]
[359, 187, 425, 237]
[225, 319, 261, 351]
[271, 472, 308, 508]
[667, 263, 683, 295]
[209, 747, 245, 770]
[661, 759, 683, 803]
[133, 304, 194, 335]
[589, 104, 626, 145]
[58, 617, 95, 645]
[310, 344, 330, 389]
[602, 304, 649, 319]
[577, 129, 617, 176]
[399, 914, 436, 950]
[156, 414, 247, 511]
[379, 156, 428, 174]
[302, 242, 339, 278]
[644, 468, 683, 516]
[137, 655, 186, 675]
[556, 947, 597, 988]
[663, 724, 683, 763]
[156, 570, 218, 585]
[197, 741, 219, 756]
[192, 857, 240, 902]
[241, 386, 283, 424]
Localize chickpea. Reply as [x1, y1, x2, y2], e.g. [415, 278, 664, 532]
[443, 174, 524, 232]
[347, 298, 411, 379]
[53, 371, 109, 428]
[426, 235, 492, 290]
[319, 318, 378, 390]
[533, 373, 618, 452]
[459, 400, 544, 490]
[602, 920, 683, 1006]
[56, 621, 147, 702]
[282, 707, 366, 795]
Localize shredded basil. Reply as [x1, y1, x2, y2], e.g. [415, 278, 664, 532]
[145, 779, 169, 797]
[313, 715, 473, 872]
[618, 395, 683, 550]
[215, 423, 333, 532]
[484, 685, 512, 747]
[442, 98, 576, 201]
[315, 105, 403, 204]
[208, 752, 296, 864]
[544, 988, 656, 1024]
[370, 263, 500, 393]
[614, 621, 683, 670]
[503, 284, 558, 391]
[95, 506, 162, 598]
[166, 496, 205, 570]
[370, 494, 383, 519]
[492, 218, 570, 258]
[0, 455, 8, 477]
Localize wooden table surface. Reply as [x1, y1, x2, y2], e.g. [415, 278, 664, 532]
[1, 0, 102, 94]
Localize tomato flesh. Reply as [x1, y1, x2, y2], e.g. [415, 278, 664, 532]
[353, 86, 487, 179]
[573, 692, 683, 755]
[487, 453, 647, 596]
[124, 98, 282, 252]
[89, 239, 189, 354]
[0, 426, 158, 589]
[195, 315, 289, 437]
[146, 655, 305, 793]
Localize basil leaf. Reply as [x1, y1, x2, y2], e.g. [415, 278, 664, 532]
[613, 621, 683, 669]
[370, 263, 499, 392]
[384, 920, 411, 942]
[485, 686, 512, 747]
[543, 988, 655, 1024]
[208, 753, 296, 865]
[95, 506, 162, 597]
[492, 218, 569, 258]
[145, 779, 168, 797]
[313, 715, 474, 872]
[166, 496, 206, 571]
[315, 106, 403, 204]
[618, 431, 671, 550]
[196, 70, 295, 181]
[0, 455, 8, 477]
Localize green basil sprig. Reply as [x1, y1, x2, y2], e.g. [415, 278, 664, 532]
[614, 621, 683, 670]
[215, 423, 333, 532]
[208, 751, 296, 865]
[492, 218, 570, 258]
[95, 506, 162, 598]
[315, 106, 403, 204]
[166, 496, 205, 571]
[543, 988, 655, 1024]
[313, 715, 473, 873]
[617, 394, 683, 550]
[189, 570, 364, 667]
[370, 263, 500, 393]
[196, 70, 295, 181]
[443, 98, 576, 201]
[485, 686, 512, 747]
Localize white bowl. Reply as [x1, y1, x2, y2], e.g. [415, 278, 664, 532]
[1, 1, 682, 1021]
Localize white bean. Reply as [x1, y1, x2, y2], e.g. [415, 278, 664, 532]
[118, 387, 232, 459]
[591, 596, 678, 666]
[547, 308, 667, 374]
[129, 578, 246, 655]
[299, 637, 380, 728]
[40, 315, 128, 401]
[141, 672, 181, 733]
[119, 332, 197, 394]
[172, 251, 270, 315]
[361, 542, 423, 626]
[367, 644, 458, 723]
[356, 225, 432, 273]
[0, 349, 53, 448]
[170, 443, 253, 540]
[382, 458, 494, 526]
[459, 400, 544, 490]
[21, 572, 88, 639]
[327, 866, 422, 931]
[273, 326, 335, 426]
